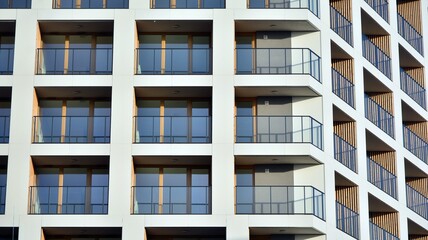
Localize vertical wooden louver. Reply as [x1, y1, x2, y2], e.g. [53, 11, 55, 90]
[332, 58, 354, 83]
[370, 212, 400, 237]
[397, 0, 422, 34]
[367, 35, 391, 56]
[404, 121, 428, 141]
[367, 151, 396, 174]
[410, 235, 428, 240]
[403, 67, 425, 87]
[334, 121, 356, 146]
[407, 177, 428, 197]
[336, 186, 359, 212]
[367, 92, 394, 115]
[330, 0, 353, 20]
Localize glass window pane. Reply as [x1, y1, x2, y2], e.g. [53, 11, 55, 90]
[69, 36, 91, 74]
[153, 0, 170, 8]
[35, 168, 60, 214]
[135, 168, 159, 186]
[166, 35, 188, 74]
[236, 102, 253, 142]
[136, 100, 160, 142]
[42, 35, 65, 74]
[63, 168, 87, 214]
[135, 168, 159, 214]
[93, 102, 111, 143]
[96, 36, 113, 73]
[80, 0, 103, 8]
[236, 36, 253, 73]
[39, 100, 62, 143]
[163, 168, 187, 214]
[236, 169, 253, 213]
[164, 101, 187, 142]
[66, 101, 89, 143]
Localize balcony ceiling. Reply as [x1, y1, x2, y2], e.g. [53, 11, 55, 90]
[39, 21, 113, 34]
[399, 46, 423, 68]
[405, 160, 427, 177]
[137, 20, 212, 33]
[135, 87, 212, 98]
[335, 172, 357, 187]
[408, 219, 428, 234]
[361, 10, 388, 35]
[365, 130, 394, 151]
[401, 101, 425, 122]
[363, 69, 391, 93]
[146, 227, 225, 236]
[333, 106, 354, 121]
[0, 87, 12, 99]
[368, 194, 397, 212]
[32, 156, 109, 166]
[35, 87, 111, 98]
[0, 21, 15, 34]
[235, 156, 319, 165]
[250, 227, 323, 235]
[235, 20, 318, 32]
[133, 156, 211, 166]
[43, 227, 121, 237]
[235, 86, 319, 97]
[331, 41, 352, 59]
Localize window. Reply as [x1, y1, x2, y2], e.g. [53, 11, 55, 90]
[53, 0, 129, 9]
[0, 36, 14, 74]
[0, 102, 10, 143]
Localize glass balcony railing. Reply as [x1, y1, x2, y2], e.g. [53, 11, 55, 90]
[0, 48, 14, 75]
[53, 0, 128, 8]
[135, 48, 212, 75]
[332, 68, 355, 108]
[400, 68, 426, 109]
[333, 134, 357, 172]
[235, 185, 325, 220]
[235, 115, 323, 149]
[29, 186, 109, 214]
[36, 48, 113, 75]
[330, 6, 353, 46]
[134, 116, 211, 143]
[397, 13, 423, 55]
[132, 186, 211, 214]
[406, 184, 428, 220]
[235, 48, 321, 82]
[151, 0, 224, 8]
[367, 157, 397, 199]
[364, 0, 388, 22]
[247, 0, 319, 17]
[0, 0, 31, 8]
[336, 201, 359, 239]
[362, 35, 391, 79]
[364, 95, 395, 138]
[403, 125, 428, 164]
[369, 221, 399, 240]
[0, 116, 10, 143]
[32, 116, 111, 143]
[0, 186, 5, 214]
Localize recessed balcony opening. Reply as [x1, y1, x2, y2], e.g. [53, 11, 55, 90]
[250, 227, 324, 240]
[363, 0, 388, 22]
[333, 106, 357, 172]
[36, 21, 114, 75]
[29, 156, 109, 215]
[364, 70, 395, 138]
[408, 219, 428, 240]
[234, 160, 325, 219]
[368, 194, 399, 240]
[335, 173, 359, 239]
[32, 87, 111, 143]
[397, 0, 423, 55]
[135, 21, 212, 75]
[402, 102, 428, 164]
[331, 42, 355, 107]
[0, 88, 11, 144]
[234, 90, 323, 149]
[399, 46, 426, 109]
[132, 156, 211, 215]
[0, 157, 6, 214]
[151, 0, 224, 9]
[0, 22, 15, 75]
[0, 0, 30, 8]
[42, 227, 121, 240]
[0, 227, 18, 240]
[246, 0, 320, 17]
[361, 11, 391, 79]
[366, 131, 397, 199]
[329, 0, 353, 45]
[53, 0, 129, 9]
[134, 87, 212, 144]
[234, 21, 321, 81]
[146, 227, 225, 240]
[405, 160, 428, 220]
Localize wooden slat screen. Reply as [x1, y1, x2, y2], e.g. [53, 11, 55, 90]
[410, 235, 428, 240]
[403, 67, 425, 88]
[367, 151, 396, 174]
[404, 121, 428, 141]
[367, 92, 394, 115]
[406, 177, 428, 197]
[330, 0, 353, 21]
[334, 121, 356, 146]
[369, 212, 399, 237]
[336, 186, 359, 212]
[367, 35, 391, 56]
[397, 0, 422, 34]
[332, 58, 354, 83]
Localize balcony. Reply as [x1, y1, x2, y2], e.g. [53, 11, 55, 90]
[330, 6, 353, 46]
[132, 186, 211, 214]
[247, 0, 319, 17]
[0, 185, 5, 214]
[332, 68, 355, 107]
[403, 126, 428, 164]
[235, 48, 321, 82]
[367, 157, 397, 199]
[365, 95, 395, 138]
[134, 116, 211, 143]
[406, 184, 428, 220]
[336, 201, 359, 239]
[151, 0, 224, 8]
[400, 68, 426, 110]
[36, 48, 113, 75]
[235, 185, 325, 220]
[397, 13, 423, 56]
[362, 35, 391, 79]
[235, 115, 323, 149]
[135, 48, 212, 75]
[53, 0, 128, 8]
[0, 116, 9, 143]
[364, 0, 388, 22]
[369, 221, 399, 240]
[0, 0, 30, 8]
[29, 186, 108, 214]
[0, 48, 13, 75]
[334, 134, 357, 172]
[32, 116, 111, 143]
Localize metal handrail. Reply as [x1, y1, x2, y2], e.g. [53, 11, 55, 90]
[0, 48, 14, 75]
[406, 184, 428, 220]
[364, 0, 389, 22]
[0, 0, 31, 8]
[336, 201, 359, 239]
[151, 0, 224, 8]
[29, 186, 109, 214]
[247, 0, 319, 17]
[131, 186, 211, 214]
[133, 116, 212, 143]
[403, 125, 428, 164]
[369, 221, 399, 240]
[330, 5, 353, 46]
[52, 0, 128, 8]
[400, 68, 426, 109]
[364, 94, 395, 138]
[0, 116, 10, 143]
[332, 68, 355, 107]
[32, 116, 111, 143]
[333, 134, 357, 172]
[362, 35, 391, 79]
[397, 13, 423, 55]
[367, 157, 397, 199]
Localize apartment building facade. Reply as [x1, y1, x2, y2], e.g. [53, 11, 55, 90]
[0, 0, 427, 239]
